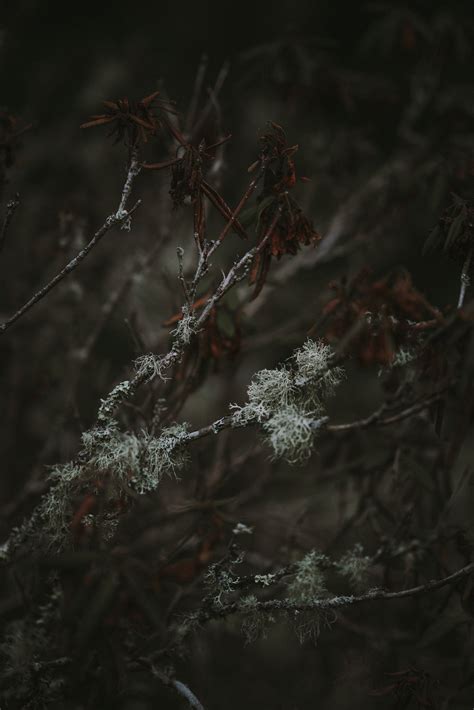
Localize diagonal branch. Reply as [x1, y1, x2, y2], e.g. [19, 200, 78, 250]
[0, 154, 141, 334]
[0, 193, 20, 257]
[196, 561, 474, 625]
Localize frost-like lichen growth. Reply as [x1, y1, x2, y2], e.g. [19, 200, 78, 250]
[82, 425, 141, 483]
[263, 404, 318, 463]
[247, 367, 295, 413]
[336, 543, 372, 592]
[130, 423, 189, 494]
[254, 573, 278, 587]
[392, 346, 416, 367]
[377, 346, 418, 378]
[82, 422, 189, 494]
[293, 339, 344, 399]
[7, 422, 190, 553]
[97, 380, 131, 423]
[134, 353, 169, 382]
[290, 607, 336, 644]
[232, 522, 254, 536]
[205, 565, 239, 608]
[287, 550, 329, 603]
[230, 340, 342, 463]
[232, 367, 295, 425]
[205, 551, 244, 608]
[239, 595, 275, 644]
[39, 463, 84, 545]
[171, 308, 198, 346]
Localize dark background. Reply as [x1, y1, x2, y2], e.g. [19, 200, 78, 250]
[1, 1, 473, 708]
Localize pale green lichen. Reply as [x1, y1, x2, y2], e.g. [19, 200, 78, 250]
[238, 595, 275, 644]
[39, 463, 84, 545]
[263, 404, 319, 463]
[287, 550, 329, 603]
[171, 309, 198, 346]
[391, 346, 416, 367]
[134, 353, 169, 382]
[336, 543, 372, 592]
[130, 423, 189, 494]
[230, 340, 342, 463]
[254, 573, 278, 587]
[82, 422, 189, 494]
[82, 425, 141, 483]
[232, 367, 295, 425]
[290, 607, 336, 644]
[293, 339, 344, 400]
[205, 551, 244, 608]
[97, 380, 131, 423]
[232, 522, 254, 536]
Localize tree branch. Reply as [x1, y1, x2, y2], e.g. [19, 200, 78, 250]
[0, 154, 141, 334]
[0, 193, 20, 257]
[197, 561, 474, 624]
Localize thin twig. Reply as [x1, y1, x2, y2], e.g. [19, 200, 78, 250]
[457, 245, 473, 309]
[196, 561, 474, 624]
[0, 193, 20, 256]
[180, 389, 446, 446]
[0, 155, 141, 334]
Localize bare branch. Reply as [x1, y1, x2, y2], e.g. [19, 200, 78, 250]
[457, 244, 473, 309]
[0, 193, 20, 257]
[0, 154, 141, 334]
[197, 561, 474, 624]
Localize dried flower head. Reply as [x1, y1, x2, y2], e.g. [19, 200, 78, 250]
[81, 91, 176, 146]
[248, 123, 320, 296]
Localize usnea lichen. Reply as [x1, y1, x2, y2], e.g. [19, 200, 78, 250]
[82, 422, 189, 494]
[263, 404, 317, 463]
[97, 379, 131, 423]
[239, 595, 276, 644]
[336, 543, 372, 592]
[170, 308, 199, 346]
[39, 463, 83, 544]
[134, 353, 169, 382]
[26, 422, 190, 549]
[231, 339, 342, 463]
[287, 550, 329, 603]
[293, 339, 344, 400]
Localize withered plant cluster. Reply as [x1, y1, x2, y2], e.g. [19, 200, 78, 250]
[0, 6, 474, 709]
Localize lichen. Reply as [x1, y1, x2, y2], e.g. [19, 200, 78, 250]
[97, 379, 131, 423]
[293, 339, 344, 399]
[230, 340, 342, 463]
[129, 423, 189, 494]
[336, 543, 372, 592]
[134, 353, 169, 382]
[171, 308, 198, 346]
[238, 595, 275, 644]
[82, 422, 189, 495]
[263, 404, 318, 463]
[39, 463, 84, 545]
[287, 550, 329, 603]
